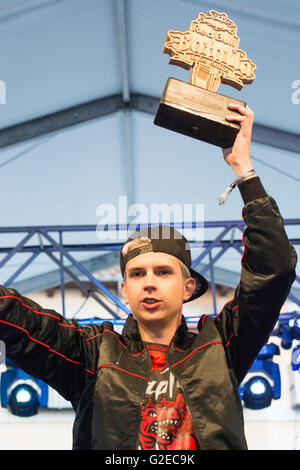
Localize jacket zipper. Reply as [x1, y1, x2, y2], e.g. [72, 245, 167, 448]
[166, 349, 205, 451]
[135, 346, 152, 450]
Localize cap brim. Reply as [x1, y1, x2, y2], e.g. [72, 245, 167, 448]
[184, 267, 208, 303]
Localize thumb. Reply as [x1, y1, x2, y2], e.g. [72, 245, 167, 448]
[222, 147, 232, 159]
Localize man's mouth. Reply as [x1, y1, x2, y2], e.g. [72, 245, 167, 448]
[141, 297, 162, 310]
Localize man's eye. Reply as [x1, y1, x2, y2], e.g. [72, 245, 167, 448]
[159, 270, 171, 275]
[132, 271, 143, 277]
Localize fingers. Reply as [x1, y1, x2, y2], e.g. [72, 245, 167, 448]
[225, 103, 254, 123]
[225, 114, 246, 123]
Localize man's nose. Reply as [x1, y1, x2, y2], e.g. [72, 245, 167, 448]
[143, 271, 157, 289]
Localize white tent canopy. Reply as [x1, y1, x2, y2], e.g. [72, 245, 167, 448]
[0, 0, 299, 310]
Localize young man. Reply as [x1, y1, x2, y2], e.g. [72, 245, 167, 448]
[0, 105, 297, 450]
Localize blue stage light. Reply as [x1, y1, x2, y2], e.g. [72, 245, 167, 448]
[242, 376, 273, 410]
[8, 382, 41, 417]
[239, 343, 281, 409]
[292, 344, 300, 372]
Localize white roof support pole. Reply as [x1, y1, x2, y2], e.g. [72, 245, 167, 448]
[116, 0, 135, 210]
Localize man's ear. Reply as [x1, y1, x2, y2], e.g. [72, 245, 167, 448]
[183, 278, 196, 302]
[120, 280, 129, 304]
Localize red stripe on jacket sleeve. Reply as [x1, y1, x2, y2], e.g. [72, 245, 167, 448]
[0, 318, 95, 374]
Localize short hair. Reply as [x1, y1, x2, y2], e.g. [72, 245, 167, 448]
[122, 237, 191, 279]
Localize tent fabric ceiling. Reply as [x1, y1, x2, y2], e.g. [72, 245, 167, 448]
[1, 0, 300, 132]
[0, 0, 299, 297]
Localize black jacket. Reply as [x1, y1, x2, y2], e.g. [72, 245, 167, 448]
[0, 178, 297, 449]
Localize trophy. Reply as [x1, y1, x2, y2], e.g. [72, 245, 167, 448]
[154, 10, 256, 148]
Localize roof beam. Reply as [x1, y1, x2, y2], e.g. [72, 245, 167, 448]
[0, 94, 125, 149]
[1, 94, 299, 154]
[115, 0, 135, 207]
[116, 0, 130, 103]
[252, 125, 300, 154]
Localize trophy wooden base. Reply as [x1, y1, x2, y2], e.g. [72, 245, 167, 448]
[154, 78, 246, 148]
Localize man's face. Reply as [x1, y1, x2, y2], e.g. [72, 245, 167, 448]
[120, 251, 195, 329]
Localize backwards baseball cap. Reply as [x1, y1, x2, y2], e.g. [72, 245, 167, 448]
[120, 225, 208, 303]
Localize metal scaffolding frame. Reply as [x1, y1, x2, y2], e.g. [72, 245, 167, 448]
[0, 220, 299, 320]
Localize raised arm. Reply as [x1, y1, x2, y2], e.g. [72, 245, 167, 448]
[213, 104, 297, 384]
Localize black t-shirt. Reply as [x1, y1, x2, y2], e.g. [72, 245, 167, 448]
[137, 343, 199, 450]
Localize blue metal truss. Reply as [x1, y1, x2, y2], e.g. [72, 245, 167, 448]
[0, 220, 299, 320]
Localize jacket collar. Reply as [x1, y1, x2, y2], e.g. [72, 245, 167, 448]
[121, 313, 192, 351]
[122, 314, 142, 344]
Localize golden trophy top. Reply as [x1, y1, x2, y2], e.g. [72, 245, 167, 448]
[163, 10, 256, 92]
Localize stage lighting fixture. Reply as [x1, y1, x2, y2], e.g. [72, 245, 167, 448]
[1, 366, 47, 417]
[239, 343, 281, 410]
[290, 343, 300, 408]
[274, 314, 300, 350]
[242, 376, 273, 410]
[292, 344, 300, 372]
[7, 380, 41, 417]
